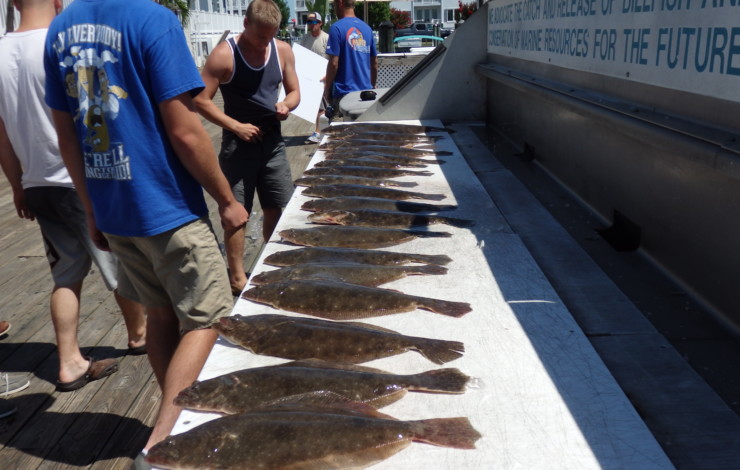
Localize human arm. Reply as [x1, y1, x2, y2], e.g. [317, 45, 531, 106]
[51, 109, 111, 250]
[324, 54, 339, 102]
[275, 41, 300, 121]
[193, 40, 263, 142]
[0, 117, 33, 220]
[158, 92, 248, 233]
[370, 55, 378, 88]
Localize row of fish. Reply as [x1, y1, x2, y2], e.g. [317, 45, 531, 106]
[147, 123, 480, 469]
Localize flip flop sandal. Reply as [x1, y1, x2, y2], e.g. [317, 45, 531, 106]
[56, 357, 119, 392]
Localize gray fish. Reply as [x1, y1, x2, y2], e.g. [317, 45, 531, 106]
[263, 247, 452, 267]
[146, 401, 479, 470]
[251, 262, 447, 287]
[294, 174, 417, 188]
[324, 123, 449, 135]
[315, 157, 428, 169]
[174, 359, 471, 414]
[324, 152, 445, 165]
[242, 280, 472, 318]
[304, 166, 433, 178]
[213, 314, 464, 364]
[302, 184, 446, 201]
[279, 226, 451, 249]
[309, 209, 475, 229]
[301, 196, 458, 213]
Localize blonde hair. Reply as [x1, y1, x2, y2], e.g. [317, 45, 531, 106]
[246, 0, 282, 29]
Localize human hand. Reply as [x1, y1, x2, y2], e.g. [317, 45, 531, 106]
[275, 102, 290, 121]
[219, 200, 248, 234]
[13, 190, 34, 221]
[234, 122, 263, 142]
[86, 213, 111, 251]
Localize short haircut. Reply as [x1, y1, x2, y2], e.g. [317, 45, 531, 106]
[247, 0, 282, 29]
[342, 0, 357, 8]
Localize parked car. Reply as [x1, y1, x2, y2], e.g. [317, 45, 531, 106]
[395, 21, 451, 39]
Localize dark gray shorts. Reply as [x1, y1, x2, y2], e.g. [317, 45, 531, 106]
[23, 186, 118, 290]
[218, 130, 294, 214]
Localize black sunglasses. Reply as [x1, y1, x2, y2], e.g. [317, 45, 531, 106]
[307, 20, 320, 24]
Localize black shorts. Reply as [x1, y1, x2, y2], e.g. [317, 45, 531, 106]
[218, 130, 294, 214]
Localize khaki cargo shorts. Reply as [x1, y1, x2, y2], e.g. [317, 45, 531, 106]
[105, 218, 232, 332]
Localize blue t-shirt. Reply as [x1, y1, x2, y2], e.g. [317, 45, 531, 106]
[326, 17, 377, 99]
[44, 0, 208, 237]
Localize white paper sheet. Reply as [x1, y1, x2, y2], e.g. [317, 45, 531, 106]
[280, 43, 328, 124]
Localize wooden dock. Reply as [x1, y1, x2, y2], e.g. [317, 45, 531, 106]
[0, 105, 314, 469]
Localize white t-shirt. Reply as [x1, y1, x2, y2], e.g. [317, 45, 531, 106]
[299, 30, 329, 58]
[0, 29, 73, 189]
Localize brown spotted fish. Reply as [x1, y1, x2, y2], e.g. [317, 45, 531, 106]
[304, 165, 433, 179]
[242, 279, 472, 318]
[324, 152, 445, 166]
[324, 122, 449, 135]
[146, 399, 480, 470]
[302, 184, 446, 201]
[174, 360, 471, 414]
[250, 262, 447, 287]
[263, 247, 452, 267]
[308, 209, 474, 229]
[301, 196, 458, 213]
[213, 314, 464, 364]
[315, 157, 429, 169]
[279, 226, 451, 249]
[294, 174, 417, 188]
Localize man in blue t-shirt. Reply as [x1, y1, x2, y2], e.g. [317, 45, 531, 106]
[324, 0, 378, 114]
[43, 0, 248, 457]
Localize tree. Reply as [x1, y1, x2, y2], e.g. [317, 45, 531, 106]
[353, 1, 390, 29]
[274, 0, 291, 29]
[390, 8, 410, 30]
[157, 0, 191, 27]
[455, 1, 477, 22]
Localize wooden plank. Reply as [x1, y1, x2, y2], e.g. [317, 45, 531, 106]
[0, 109, 315, 469]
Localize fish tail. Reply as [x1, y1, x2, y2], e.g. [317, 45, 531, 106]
[414, 254, 453, 265]
[411, 418, 481, 449]
[412, 368, 470, 392]
[416, 171, 434, 176]
[435, 151, 453, 156]
[411, 265, 448, 276]
[417, 297, 471, 317]
[415, 339, 465, 364]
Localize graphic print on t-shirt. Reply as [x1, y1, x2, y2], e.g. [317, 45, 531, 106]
[52, 25, 131, 181]
[346, 27, 370, 54]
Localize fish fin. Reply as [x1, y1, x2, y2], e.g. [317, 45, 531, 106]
[414, 254, 453, 265]
[256, 391, 397, 419]
[388, 181, 418, 188]
[411, 417, 481, 449]
[366, 388, 408, 408]
[286, 359, 391, 375]
[407, 230, 452, 238]
[414, 339, 465, 365]
[409, 265, 448, 276]
[412, 368, 470, 393]
[416, 297, 472, 317]
[341, 321, 401, 335]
